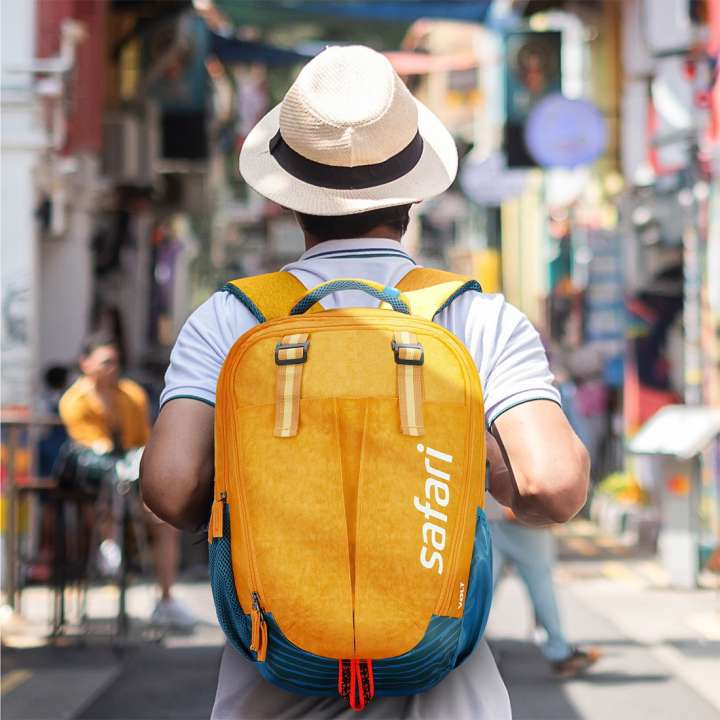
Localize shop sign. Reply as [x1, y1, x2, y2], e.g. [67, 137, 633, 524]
[503, 30, 562, 168]
[525, 94, 607, 168]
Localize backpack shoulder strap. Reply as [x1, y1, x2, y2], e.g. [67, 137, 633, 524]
[396, 268, 482, 321]
[222, 271, 322, 323]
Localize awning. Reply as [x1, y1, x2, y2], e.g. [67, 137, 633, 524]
[211, 1, 493, 27]
[210, 33, 314, 66]
[209, 35, 479, 73]
[299, 1, 493, 23]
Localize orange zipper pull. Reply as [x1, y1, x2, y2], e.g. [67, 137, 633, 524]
[256, 616, 268, 662]
[208, 492, 226, 543]
[250, 592, 268, 662]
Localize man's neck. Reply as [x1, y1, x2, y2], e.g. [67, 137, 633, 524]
[303, 226, 402, 251]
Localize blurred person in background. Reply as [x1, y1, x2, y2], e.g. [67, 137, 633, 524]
[485, 493, 601, 677]
[30, 365, 71, 582]
[553, 343, 608, 483]
[37, 364, 70, 478]
[58, 333, 197, 631]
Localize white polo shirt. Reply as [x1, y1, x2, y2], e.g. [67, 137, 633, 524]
[160, 238, 560, 425]
[161, 238, 561, 719]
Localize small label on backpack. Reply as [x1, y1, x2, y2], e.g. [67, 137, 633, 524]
[457, 581, 465, 610]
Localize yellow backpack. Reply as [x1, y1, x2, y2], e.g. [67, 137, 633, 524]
[208, 269, 493, 710]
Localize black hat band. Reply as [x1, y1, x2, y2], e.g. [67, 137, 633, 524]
[268, 130, 424, 190]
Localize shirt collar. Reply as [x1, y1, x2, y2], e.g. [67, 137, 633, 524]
[298, 238, 413, 262]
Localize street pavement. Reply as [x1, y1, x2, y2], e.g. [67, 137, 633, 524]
[2, 521, 719, 720]
[489, 524, 720, 719]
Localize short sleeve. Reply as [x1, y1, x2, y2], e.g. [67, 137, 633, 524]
[59, 384, 91, 442]
[437, 293, 561, 428]
[159, 292, 259, 409]
[58, 386, 82, 429]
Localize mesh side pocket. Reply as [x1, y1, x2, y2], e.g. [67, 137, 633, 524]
[208, 506, 254, 660]
[454, 508, 493, 667]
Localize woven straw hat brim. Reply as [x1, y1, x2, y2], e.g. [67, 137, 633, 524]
[239, 98, 458, 216]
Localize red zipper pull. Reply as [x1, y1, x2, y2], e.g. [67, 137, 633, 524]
[364, 660, 374, 701]
[338, 659, 352, 699]
[349, 659, 363, 711]
[208, 492, 226, 542]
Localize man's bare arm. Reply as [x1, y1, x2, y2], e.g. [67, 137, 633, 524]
[486, 399, 590, 525]
[140, 399, 215, 532]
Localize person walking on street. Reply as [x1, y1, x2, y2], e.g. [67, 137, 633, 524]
[141, 45, 590, 719]
[487, 498, 601, 677]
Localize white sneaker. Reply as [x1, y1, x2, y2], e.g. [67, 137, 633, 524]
[150, 598, 197, 632]
[98, 539, 122, 577]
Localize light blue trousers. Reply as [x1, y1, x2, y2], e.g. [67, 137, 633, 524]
[490, 520, 572, 662]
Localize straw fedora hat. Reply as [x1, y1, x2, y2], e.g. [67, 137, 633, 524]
[239, 45, 458, 216]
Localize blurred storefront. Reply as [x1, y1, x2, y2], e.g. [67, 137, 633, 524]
[1, 0, 209, 414]
[405, 0, 720, 576]
[2, 0, 720, 587]
[615, 0, 720, 573]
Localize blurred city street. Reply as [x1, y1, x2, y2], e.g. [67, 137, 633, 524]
[3, 522, 719, 720]
[3, 0, 720, 718]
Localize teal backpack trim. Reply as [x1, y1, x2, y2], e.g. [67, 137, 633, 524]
[222, 283, 267, 323]
[432, 280, 483, 319]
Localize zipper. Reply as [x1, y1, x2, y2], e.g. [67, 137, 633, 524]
[250, 591, 268, 661]
[231, 423, 267, 662]
[209, 396, 232, 543]
[213, 367, 268, 662]
[221, 312, 469, 383]
[208, 491, 227, 542]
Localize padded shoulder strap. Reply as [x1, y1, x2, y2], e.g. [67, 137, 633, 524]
[396, 268, 482, 321]
[222, 272, 322, 323]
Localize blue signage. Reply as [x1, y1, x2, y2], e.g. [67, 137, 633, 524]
[525, 94, 607, 168]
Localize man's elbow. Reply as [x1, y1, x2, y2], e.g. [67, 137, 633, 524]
[524, 441, 590, 523]
[140, 455, 210, 532]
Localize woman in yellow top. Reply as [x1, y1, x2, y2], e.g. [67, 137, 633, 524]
[59, 335, 197, 631]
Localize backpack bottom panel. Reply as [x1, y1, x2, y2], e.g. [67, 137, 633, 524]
[209, 506, 493, 697]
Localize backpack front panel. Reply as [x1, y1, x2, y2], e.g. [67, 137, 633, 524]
[214, 308, 486, 664]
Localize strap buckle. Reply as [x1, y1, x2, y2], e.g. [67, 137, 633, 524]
[275, 340, 310, 366]
[391, 339, 424, 366]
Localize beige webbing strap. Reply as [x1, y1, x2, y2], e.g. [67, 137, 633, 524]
[392, 331, 425, 437]
[274, 333, 309, 438]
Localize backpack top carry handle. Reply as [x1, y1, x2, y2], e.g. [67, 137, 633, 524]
[222, 268, 482, 324]
[289, 278, 412, 316]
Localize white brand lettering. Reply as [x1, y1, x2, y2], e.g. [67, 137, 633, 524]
[415, 443, 453, 575]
